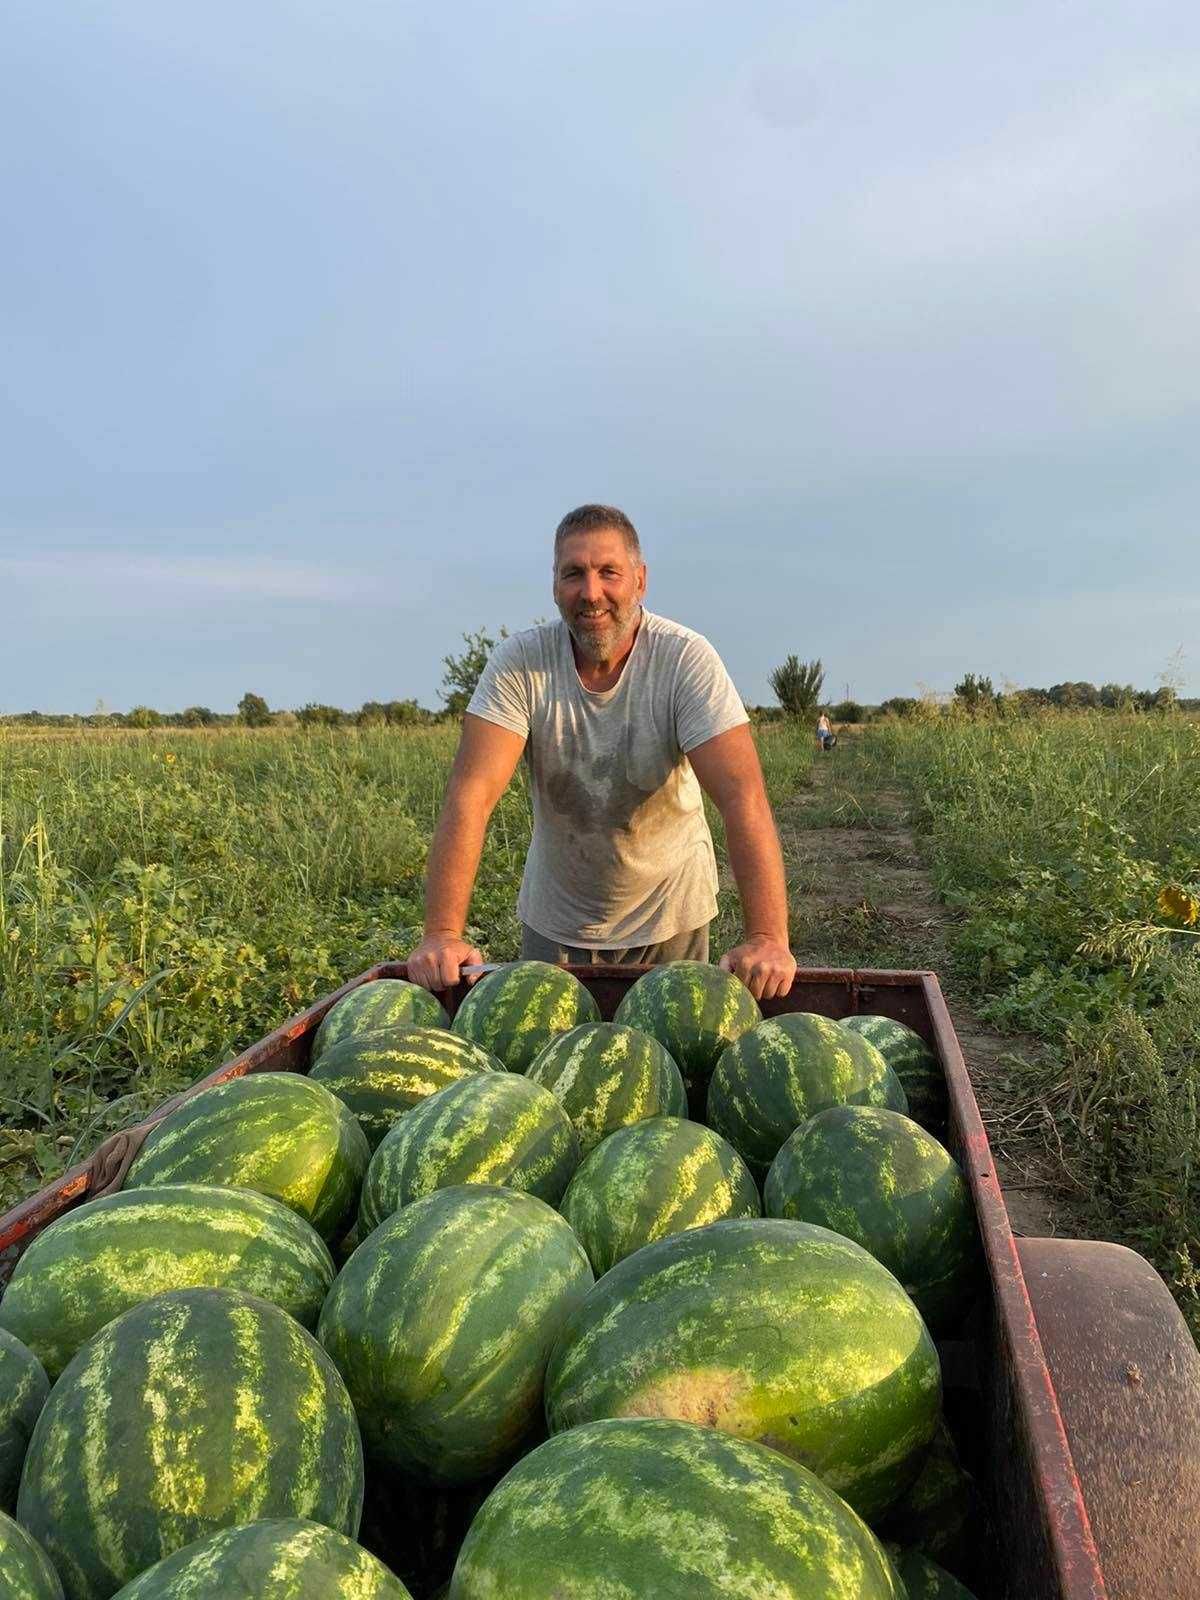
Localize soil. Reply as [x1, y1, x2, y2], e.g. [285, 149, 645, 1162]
[771, 741, 1090, 1240]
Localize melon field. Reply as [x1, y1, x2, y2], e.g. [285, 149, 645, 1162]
[1, 711, 1198, 1330]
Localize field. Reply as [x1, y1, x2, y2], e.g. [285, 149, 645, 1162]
[2, 714, 1198, 1324]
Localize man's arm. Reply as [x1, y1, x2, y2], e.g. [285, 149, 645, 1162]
[688, 724, 797, 1002]
[406, 714, 527, 991]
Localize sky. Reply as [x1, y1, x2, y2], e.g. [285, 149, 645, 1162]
[2, 0, 1198, 713]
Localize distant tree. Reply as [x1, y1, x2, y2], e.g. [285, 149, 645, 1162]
[181, 706, 218, 727]
[1048, 682, 1100, 710]
[238, 691, 272, 727]
[384, 698, 427, 725]
[296, 702, 345, 728]
[1136, 686, 1178, 713]
[127, 706, 162, 729]
[831, 699, 864, 723]
[441, 627, 508, 715]
[1099, 683, 1136, 711]
[769, 656, 824, 718]
[953, 673, 996, 714]
[878, 696, 918, 719]
[356, 701, 388, 727]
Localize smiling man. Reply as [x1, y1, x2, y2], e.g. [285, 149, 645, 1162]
[406, 504, 796, 1001]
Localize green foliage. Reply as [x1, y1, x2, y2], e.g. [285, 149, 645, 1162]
[830, 700, 864, 724]
[952, 674, 996, 715]
[126, 707, 162, 729]
[877, 697, 918, 719]
[441, 626, 508, 715]
[237, 692, 272, 727]
[769, 656, 824, 718]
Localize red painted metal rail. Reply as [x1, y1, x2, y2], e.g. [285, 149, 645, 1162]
[0, 964, 1108, 1600]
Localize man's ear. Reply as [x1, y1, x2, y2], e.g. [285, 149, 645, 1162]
[636, 562, 648, 599]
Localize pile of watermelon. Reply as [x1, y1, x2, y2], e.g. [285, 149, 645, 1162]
[0, 962, 984, 1599]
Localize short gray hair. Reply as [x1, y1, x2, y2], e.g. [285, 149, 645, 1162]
[554, 504, 642, 563]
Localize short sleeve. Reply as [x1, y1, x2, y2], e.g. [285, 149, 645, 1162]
[673, 634, 750, 753]
[466, 634, 532, 738]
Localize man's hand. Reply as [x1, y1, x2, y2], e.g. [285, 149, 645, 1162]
[405, 932, 485, 992]
[719, 936, 796, 1002]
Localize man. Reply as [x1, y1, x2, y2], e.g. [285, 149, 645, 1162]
[406, 504, 796, 1001]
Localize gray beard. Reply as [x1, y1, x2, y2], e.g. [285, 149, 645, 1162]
[562, 603, 642, 664]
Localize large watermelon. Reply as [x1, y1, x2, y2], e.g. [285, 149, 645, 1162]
[611, 961, 760, 1092]
[525, 1023, 686, 1154]
[545, 1217, 940, 1519]
[124, 1073, 370, 1241]
[310, 1027, 502, 1149]
[450, 963, 599, 1072]
[890, 1545, 979, 1599]
[876, 1420, 975, 1569]
[17, 1287, 364, 1600]
[707, 1012, 907, 1178]
[311, 979, 449, 1065]
[357, 1074, 579, 1234]
[0, 1508, 63, 1599]
[319, 1185, 592, 1485]
[0, 1329, 48, 1515]
[843, 1015, 947, 1131]
[0, 1185, 335, 1379]
[765, 1106, 981, 1335]
[109, 1519, 411, 1599]
[559, 1116, 760, 1276]
[449, 1418, 904, 1599]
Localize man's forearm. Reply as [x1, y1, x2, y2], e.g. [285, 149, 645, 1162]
[423, 794, 490, 935]
[720, 791, 790, 943]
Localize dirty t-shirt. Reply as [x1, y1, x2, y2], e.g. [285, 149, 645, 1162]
[467, 609, 749, 948]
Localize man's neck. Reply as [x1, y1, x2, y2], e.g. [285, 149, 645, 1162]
[569, 608, 643, 693]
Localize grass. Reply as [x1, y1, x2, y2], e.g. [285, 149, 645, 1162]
[0, 721, 812, 1209]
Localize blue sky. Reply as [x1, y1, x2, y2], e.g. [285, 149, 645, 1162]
[2, 0, 1198, 712]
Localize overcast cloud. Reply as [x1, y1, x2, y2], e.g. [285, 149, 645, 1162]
[2, 0, 1197, 712]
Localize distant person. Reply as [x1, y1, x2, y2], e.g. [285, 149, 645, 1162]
[405, 504, 797, 1001]
[816, 712, 835, 753]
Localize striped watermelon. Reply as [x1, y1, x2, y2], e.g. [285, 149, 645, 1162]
[707, 1013, 907, 1178]
[876, 1421, 974, 1569]
[0, 1185, 335, 1380]
[545, 1217, 940, 1519]
[449, 1418, 904, 1599]
[890, 1546, 979, 1599]
[765, 1106, 981, 1335]
[0, 1329, 48, 1515]
[109, 1520, 412, 1599]
[311, 979, 448, 1066]
[843, 1015, 947, 1131]
[319, 1185, 592, 1485]
[310, 1027, 503, 1149]
[450, 963, 600, 1073]
[559, 1117, 760, 1276]
[0, 1509, 63, 1600]
[124, 1073, 370, 1242]
[611, 961, 760, 1094]
[525, 1024, 686, 1154]
[17, 1287, 363, 1600]
[358, 1075, 580, 1234]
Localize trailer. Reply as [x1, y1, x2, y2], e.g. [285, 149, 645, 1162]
[2, 963, 1198, 1599]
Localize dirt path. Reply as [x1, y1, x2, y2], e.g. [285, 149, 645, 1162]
[775, 742, 1083, 1240]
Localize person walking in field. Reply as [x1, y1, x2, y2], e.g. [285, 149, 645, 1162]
[405, 504, 797, 1002]
[816, 712, 834, 753]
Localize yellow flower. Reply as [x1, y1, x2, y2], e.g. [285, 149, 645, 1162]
[164, 753, 177, 765]
[1158, 885, 1200, 926]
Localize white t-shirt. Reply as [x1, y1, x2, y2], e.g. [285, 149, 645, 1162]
[467, 609, 749, 948]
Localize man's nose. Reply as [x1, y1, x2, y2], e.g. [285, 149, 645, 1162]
[580, 571, 604, 602]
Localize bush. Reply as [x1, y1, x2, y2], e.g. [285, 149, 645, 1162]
[769, 656, 824, 717]
[830, 700, 864, 724]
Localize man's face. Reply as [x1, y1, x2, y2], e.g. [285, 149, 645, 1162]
[553, 529, 647, 663]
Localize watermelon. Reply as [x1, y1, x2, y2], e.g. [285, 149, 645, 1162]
[611, 961, 760, 1092]
[449, 1418, 904, 1599]
[765, 1106, 981, 1334]
[890, 1545, 979, 1599]
[312, 979, 448, 1066]
[525, 1023, 686, 1154]
[319, 1185, 592, 1485]
[707, 1012, 907, 1178]
[843, 1015, 947, 1131]
[0, 1508, 63, 1599]
[0, 1329, 48, 1515]
[876, 1421, 974, 1568]
[357, 1074, 580, 1234]
[450, 963, 599, 1072]
[124, 1073, 370, 1241]
[109, 1519, 411, 1599]
[310, 1027, 502, 1149]
[545, 1217, 940, 1519]
[0, 1185, 335, 1379]
[559, 1116, 760, 1276]
[17, 1287, 364, 1600]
